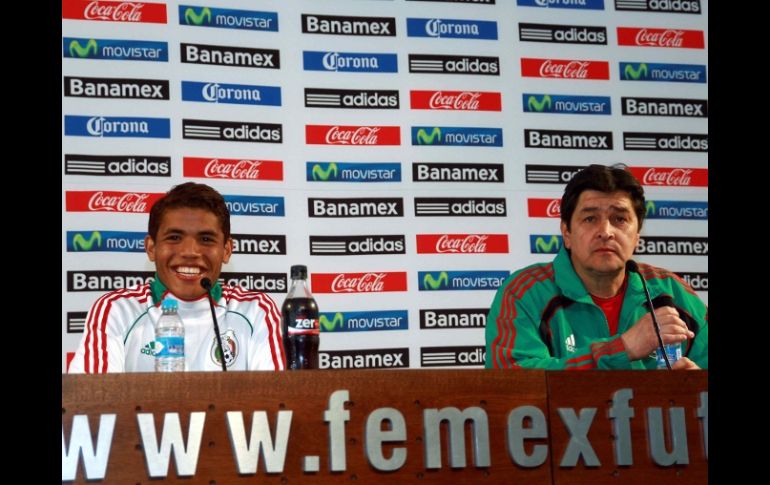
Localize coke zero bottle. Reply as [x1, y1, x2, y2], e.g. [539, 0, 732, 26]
[281, 265, 319, 369]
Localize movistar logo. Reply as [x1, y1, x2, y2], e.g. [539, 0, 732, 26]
[320, 312, 344, 331]
[645, 200, 656, 217]
[535, 235, 560, 253]
[527, 95, 552, 112]
[69, 39, 98, 58]
[423, 271, 449, 290]
[184, 7, 212, 25]
[71, 231, 102, 251]
[416, 127, 441, 145]
[312, 163, 338, 181]
[624, 63, 648, 80]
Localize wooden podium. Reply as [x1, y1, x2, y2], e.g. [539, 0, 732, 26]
[62, 369, 707, 484]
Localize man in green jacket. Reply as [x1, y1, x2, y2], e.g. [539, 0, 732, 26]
[486, 164, 707, 370]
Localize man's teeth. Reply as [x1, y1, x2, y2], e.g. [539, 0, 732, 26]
[177, 267, 200, 275]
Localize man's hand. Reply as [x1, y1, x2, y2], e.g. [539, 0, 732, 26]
[671, 356, 700, 370]
[620, 306, 694, 361]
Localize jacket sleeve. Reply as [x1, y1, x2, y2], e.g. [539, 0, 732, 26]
[247, 293, 286, 370]
[670, 278, 708, 369]
[68, 292, 128, 373]
[485, 284, 633, 370]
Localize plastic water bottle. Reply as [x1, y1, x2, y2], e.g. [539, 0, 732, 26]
[155, 297, 185, 372]
[656, 343, 682, 369]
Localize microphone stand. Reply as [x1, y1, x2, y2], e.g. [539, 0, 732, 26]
[201, 278, 227, 372]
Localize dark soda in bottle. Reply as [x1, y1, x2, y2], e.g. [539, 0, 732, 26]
[281, 265, 319, 369]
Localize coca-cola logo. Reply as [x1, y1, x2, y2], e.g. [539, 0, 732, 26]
[84, 1, 144, 22]
[539, 60, 589, 79]
[635, 29, 684, 47]
[204, 159, 262, 179]
[325, 126, 380, 145]
[546, 199, 561, 217]
[642, 168, 693, 186]
[429, 91, 481, 110]
[436, 234, 488, 253]
[87, 191, 149, 212]
[331, 273, 386, 293]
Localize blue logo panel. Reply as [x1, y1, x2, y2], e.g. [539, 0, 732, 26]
[406, 18, 498, 40]
[303, 51, 398, 73]
[67, 231, 147, 252]
[619, 62, 707, 84]
[64, 116, 170, 138]
[418, 271, 509, 291]
[517, 0, 604, 10]
[411, 126, 503, 147]
[529, 235, 563, 254]
[320, 310, 409, 332]
[179, 5, 278, 31]
[224, 195, 285, 217]
[63, 38, 168, 61]
[306, 162, 401, 182]
[523, 94, 611, 115]
[646, 201, 708, 220]
[181, 81, 282, 106]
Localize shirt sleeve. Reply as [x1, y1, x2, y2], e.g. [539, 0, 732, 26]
[247, 293, 286, 370]
[68, 291, 128, 373]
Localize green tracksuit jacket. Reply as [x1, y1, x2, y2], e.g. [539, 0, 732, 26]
[485, 248, 708, 370]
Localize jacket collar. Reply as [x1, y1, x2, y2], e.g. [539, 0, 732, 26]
[553, 247, 651, 303]
[149, 274, 223, 305]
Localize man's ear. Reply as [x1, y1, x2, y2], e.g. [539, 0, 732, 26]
[222, 237, 233, 264]
[560, 220, 571, 250]
[145, 235, 156, 262]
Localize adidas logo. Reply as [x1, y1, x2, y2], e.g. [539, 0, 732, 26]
[140, 341, 158, 356]
[565, 334, 576, 353]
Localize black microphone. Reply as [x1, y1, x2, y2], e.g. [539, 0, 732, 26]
[201, 278, 227, 372]
[626, 260, 671, 369]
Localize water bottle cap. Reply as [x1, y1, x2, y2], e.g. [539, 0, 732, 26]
[290, 265, 308, 279]
[161, 297, 178, 311]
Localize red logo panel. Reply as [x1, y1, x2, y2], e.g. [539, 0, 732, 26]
[62, 1, 168, 23]
[521, 58, 610, 80]
[305, 125, 401, 146]
[416, 234, 509, 254]
[629, 166, 708, 187]
[617, 27, 704, 49]
[311, 272, 408, 293]
[184, 157, 283, 181]
[410, 90, 502, 111]
[528, 198, 561, 218]
[66, 191, 165, 213]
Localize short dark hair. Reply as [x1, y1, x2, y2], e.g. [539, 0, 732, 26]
[561, 164, 646, 230]
[148, 182, 230, 241]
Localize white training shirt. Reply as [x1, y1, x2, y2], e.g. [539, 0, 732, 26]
[69, 280, 285, 373]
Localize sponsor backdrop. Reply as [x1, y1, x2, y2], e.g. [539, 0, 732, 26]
[62, 0, 708, 372]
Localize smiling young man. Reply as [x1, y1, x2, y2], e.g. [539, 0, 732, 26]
[70, 183, 285, 372]
[486, 164, 708, 370]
